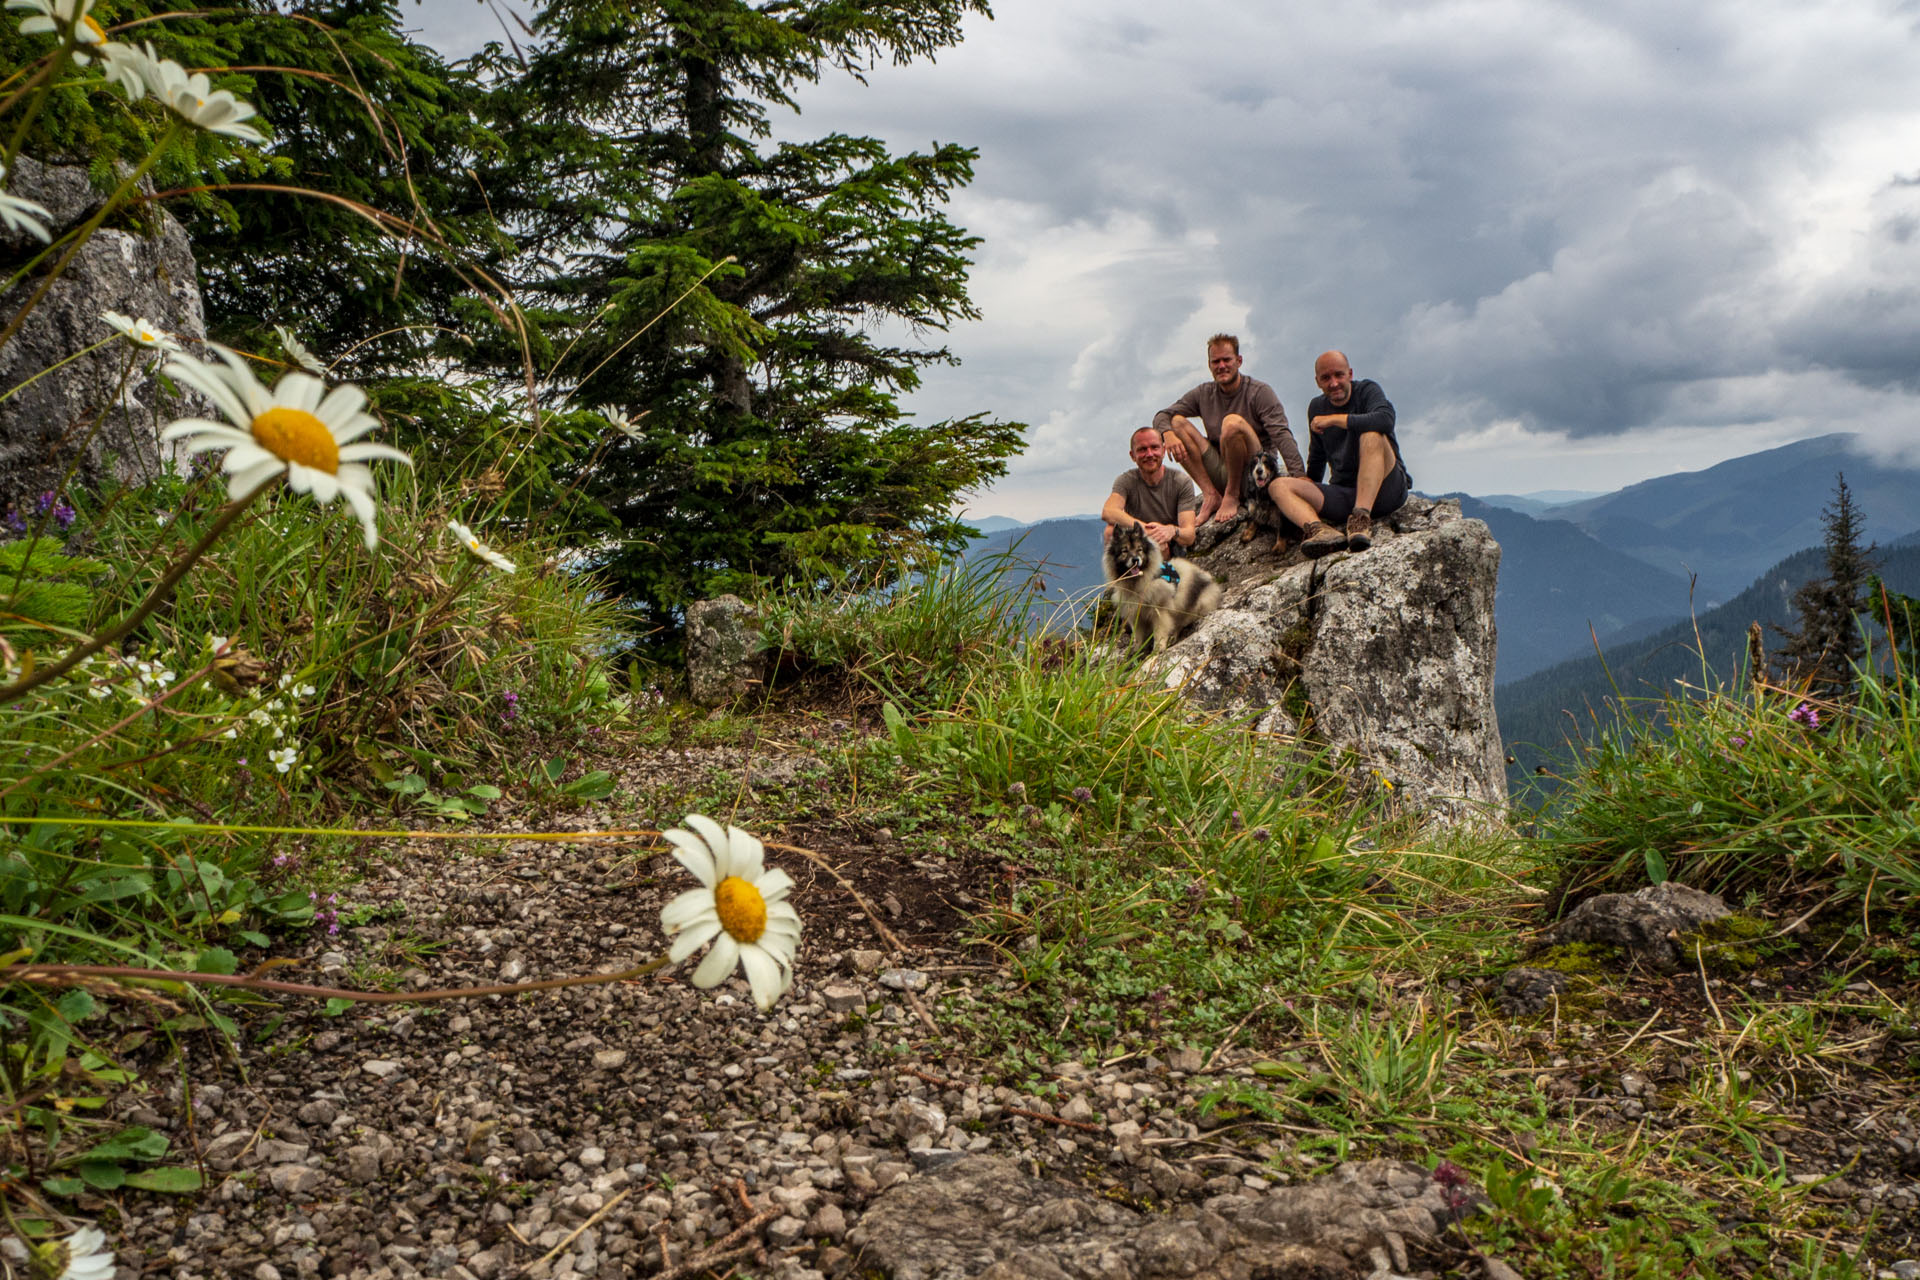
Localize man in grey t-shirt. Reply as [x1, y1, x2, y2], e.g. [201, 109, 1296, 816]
[1153, 333, 1305, 528]
[1102, 426, 1200, 555]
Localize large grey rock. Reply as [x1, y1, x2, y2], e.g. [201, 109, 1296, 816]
[1150, 496, 1506, 822]
[685, 594, 766, 706]
[848, 1153, 1477, 1279]
[0, 155, 208, 516]
[1539, 881, 1730, 972]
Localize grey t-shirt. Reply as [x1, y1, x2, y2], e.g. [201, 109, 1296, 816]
[1111, 468, 1201, 527]
[1151, 375, 1305, 477]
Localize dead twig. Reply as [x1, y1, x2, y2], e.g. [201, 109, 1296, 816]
[1006, 1106, 1103, 1134]
[520, 1187, 630, 1277]
[902, 1066, 963, 1090]
[650, 1204, 781, 1280]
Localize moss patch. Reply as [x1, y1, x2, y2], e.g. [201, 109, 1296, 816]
[1679, 912, 1775, 975]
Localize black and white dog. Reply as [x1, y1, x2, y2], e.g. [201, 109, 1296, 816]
[1102, 524, 1223, 652]
[1239, 448, 1291, 553]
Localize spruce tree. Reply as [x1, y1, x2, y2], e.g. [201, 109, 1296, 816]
[1776, 473, 1877, 697]
[472, 0, 1025, 625]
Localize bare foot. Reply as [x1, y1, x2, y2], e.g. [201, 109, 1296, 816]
[1212, 495, 1241, 525]
[1195, 491, 1221, 525]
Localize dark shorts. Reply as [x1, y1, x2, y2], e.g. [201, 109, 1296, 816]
[1315, 465, 1409, 525]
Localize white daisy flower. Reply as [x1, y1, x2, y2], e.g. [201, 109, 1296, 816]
[274, 324, 327, 376]
[0, 1223, 118, 1280]
[97, 38, 155, 100]
[269, 746, 296, 773]
[160, 345, 411, 550]
[138, 49, 265, 143]
[659, 815, 802, 1011]
[8, 0, 107, 60]
[447, 520, 516, 574]
[600, 406, 646, 441]
[102, 310, 183, 353]
[0, 163, 52, 243]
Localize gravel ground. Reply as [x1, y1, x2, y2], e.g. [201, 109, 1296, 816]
[45, 737, 1920, 1279]
[85, 744, 1293, 1280]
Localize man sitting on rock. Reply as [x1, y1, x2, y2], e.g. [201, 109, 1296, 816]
[1153, 333, 1304, 528]
[1266, 350, 1410, 558]
[1103, 426, 1199, 554]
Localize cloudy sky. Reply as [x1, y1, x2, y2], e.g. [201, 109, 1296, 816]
[405, 0, 1920, 522]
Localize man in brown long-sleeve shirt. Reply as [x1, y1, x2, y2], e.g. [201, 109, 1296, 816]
[1152, 333, 1305, 526]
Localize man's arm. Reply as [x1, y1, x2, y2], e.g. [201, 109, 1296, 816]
[1101, 489, 1133, 528]
[1247, 383, 1305, 476]
[1173, 506, 1197, 550]
[1341, 381, 1396, 434]
[1151, 385, 1206, 434]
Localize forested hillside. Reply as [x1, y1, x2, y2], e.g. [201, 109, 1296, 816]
[1500, 533, 1920, 791]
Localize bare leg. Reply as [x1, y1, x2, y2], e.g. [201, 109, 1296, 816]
[1268, 476, 1325, 530]
[1211, 414, 1259, 524]
[1352, 432, 1396, 514]
[1162, 421, 1221, 525]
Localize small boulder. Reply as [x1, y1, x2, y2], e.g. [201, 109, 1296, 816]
[1540, 882, 1731, 972]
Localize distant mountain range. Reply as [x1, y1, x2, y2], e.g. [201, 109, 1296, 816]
[1541, 434, 1920, 602]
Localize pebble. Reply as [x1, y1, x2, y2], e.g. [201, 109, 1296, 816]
[822, 984, 866, 1012]
[878, 968, 927, 991]
[849, 950, 884, 973]
[361, 1059, 403, 1078]
[592, 1049, 628, 1070]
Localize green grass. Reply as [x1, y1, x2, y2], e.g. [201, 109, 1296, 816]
[1531, 662, 1920, 907]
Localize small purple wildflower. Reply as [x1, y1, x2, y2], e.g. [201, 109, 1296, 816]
[35, 491, 75, 529]
[501, 689, 520, 723]
[1789, 702, 1820, 730]
[1007, 781, 1026, 800]
[271, 852, 297, 870]
[1, 507, 24, 535]
[1228, 809, 1244, 832]
[1433, 1160, 1472, 1214]
[1251, 826, 1272, 843]
[1729, 735, 1747, 748]
[1071, 786, 1093, 804]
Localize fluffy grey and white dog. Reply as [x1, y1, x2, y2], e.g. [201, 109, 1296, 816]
[1239, 448, 1290, 553]
[1102, 524, 1223, 652]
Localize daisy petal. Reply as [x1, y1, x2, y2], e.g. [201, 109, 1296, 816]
[691, 933, 740, 988]
[726, 826, 765, 881]
[683, 815, 731, 874]
[662, 829, 717, 887]
[667, 917, 721, 963]
[739, 944, 789, 1011]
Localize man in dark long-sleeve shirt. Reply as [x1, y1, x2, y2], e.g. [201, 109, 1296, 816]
[1267, 350, 1411, 557]
[1152, 333, 1304, 527]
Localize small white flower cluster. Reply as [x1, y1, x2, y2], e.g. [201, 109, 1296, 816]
[220, 674, 315, 776]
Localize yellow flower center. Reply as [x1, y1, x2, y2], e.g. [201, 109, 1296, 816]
[714, 875, 767, 943]
[251, 407, 339, 473]
[80, 14, 104, 39]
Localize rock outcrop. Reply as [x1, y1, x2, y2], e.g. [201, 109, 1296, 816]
[848, 1153, 1481, 1279]
[1150, 496, 1506, 821]
[0, 155, 207, 516]
[685, 594, 767, 706]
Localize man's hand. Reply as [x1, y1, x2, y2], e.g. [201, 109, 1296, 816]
[1309, 414, 1347, 435]
[1140, 521, 1176, 554]
[1161, 427, 1188, 464]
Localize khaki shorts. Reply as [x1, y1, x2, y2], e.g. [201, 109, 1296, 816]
[1199, 444, 1228, 493]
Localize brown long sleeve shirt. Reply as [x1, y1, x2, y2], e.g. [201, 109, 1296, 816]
[1152, 375, 1304, 477]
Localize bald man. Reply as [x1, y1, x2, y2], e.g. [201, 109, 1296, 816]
[1266, 351, 1410, 558]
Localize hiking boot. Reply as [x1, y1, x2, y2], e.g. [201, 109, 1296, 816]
[1345, 509, 1373, 552]
[1301, 520, 1347, 559]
